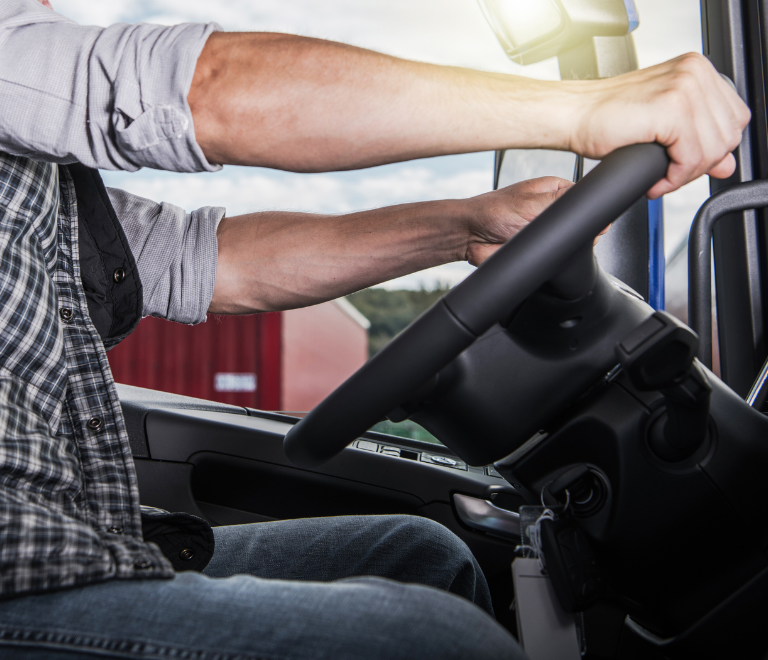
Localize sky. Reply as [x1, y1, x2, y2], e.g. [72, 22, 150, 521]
[52, 0, 709, 289]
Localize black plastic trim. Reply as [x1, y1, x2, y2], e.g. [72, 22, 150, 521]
[245, 407, 460, 457]
[689, 180, 768, 369]
[702, 0, 767, 396]
[145, 408, 500, 507]
[117, 383, 246, 457]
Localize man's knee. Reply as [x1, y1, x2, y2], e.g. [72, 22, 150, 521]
[378, 515, 480, 575]
[377, 515, 472, 558]
[342, 576, 522, 660]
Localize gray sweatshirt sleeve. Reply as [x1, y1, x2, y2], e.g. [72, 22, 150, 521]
[107, 188, 225, 324]
[0, 0, 221, 173]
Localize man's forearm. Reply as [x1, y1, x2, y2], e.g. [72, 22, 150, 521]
[189, 33, 749, 198]
[209, 176, 571, 314]
[209, 200, 470, 314]
[189, 32, 569, 173]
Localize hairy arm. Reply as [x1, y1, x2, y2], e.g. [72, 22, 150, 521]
[189, 33, 750, 199]
[209, 177, 570, 313]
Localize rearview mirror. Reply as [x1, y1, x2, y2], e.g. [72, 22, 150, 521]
[476, 0, 639, 66]
[494, 149, 578, 189]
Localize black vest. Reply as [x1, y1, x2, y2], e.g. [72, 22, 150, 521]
[66, 165, 215, 570]
[67, 164, 143, 351]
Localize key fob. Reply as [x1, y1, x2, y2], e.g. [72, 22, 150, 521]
[540, 515, 604, 612]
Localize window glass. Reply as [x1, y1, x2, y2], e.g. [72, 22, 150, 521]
[497, 150, 578, 189]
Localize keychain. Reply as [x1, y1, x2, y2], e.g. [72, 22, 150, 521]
[512, 489, 588, 659]
[518, 483, 604, 613]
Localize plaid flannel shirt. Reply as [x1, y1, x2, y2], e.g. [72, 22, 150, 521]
[0, 157, 224, 599]
[0, 155, 176, 596]
[0, 3, 226, 598]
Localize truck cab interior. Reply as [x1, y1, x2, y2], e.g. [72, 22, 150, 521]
[118, 1, 768, 658]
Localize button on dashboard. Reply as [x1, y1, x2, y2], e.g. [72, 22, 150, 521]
[356, 440, 379, 452]
[421, 453, 467, 470]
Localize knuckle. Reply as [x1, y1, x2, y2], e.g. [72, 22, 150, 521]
[739, 103, 752, 126]
[678, 52, 709, 73]
[730, 127, 744, 150]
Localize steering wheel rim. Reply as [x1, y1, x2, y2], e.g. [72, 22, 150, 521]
[284, 143, 670, 467]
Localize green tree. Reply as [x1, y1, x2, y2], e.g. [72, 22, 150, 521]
[347, 285, 451, 357]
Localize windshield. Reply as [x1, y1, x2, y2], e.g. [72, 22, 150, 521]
[54, 0, 709, 441]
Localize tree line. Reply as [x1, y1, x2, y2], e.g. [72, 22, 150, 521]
[348, 285, 451, 357]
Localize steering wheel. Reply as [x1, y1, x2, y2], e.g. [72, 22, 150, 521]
[284, 143, 670, 467]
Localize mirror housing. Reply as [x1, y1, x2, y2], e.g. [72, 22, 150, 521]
[477, 0, 638, 66]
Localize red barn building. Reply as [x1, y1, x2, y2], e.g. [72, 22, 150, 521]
[108, 298, 370, 412]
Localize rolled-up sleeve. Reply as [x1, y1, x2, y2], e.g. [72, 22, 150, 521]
[107, 187, 225, 324]
[0, 0, 221, 172]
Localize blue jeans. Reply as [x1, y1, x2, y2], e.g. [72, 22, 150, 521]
[0, 515, 526, 659]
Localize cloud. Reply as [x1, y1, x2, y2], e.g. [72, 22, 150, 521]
[101, 155, 494, 215]
[632, 0, 702, 68]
